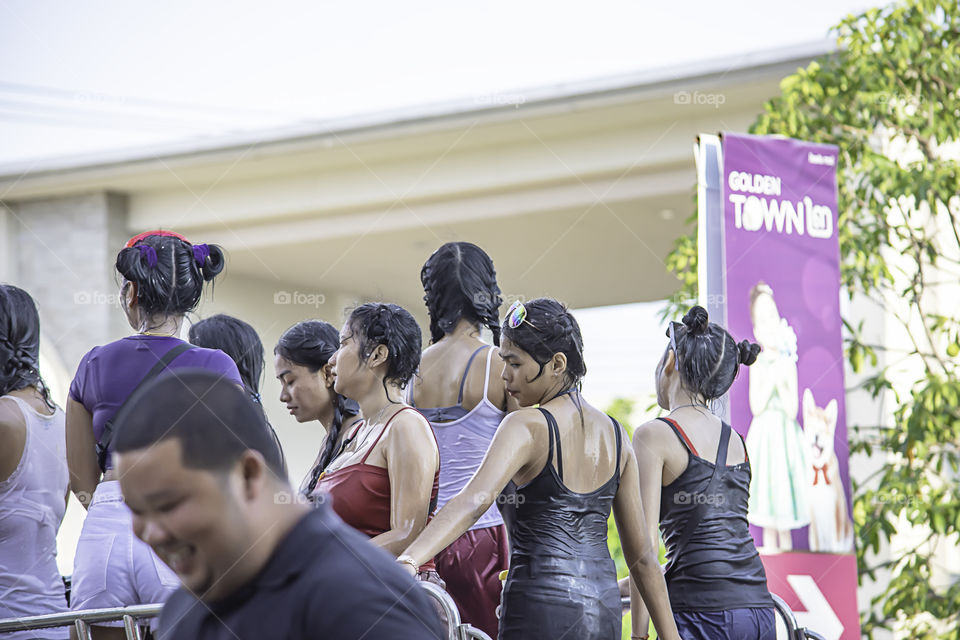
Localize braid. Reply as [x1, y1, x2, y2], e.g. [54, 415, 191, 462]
[304, 394, 359, 497]
[420, 242, 502, 344]
[486, 314, 502, 346]
[318, 396, 343, 475]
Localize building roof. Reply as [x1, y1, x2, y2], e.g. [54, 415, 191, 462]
[0, 40, 832, 195]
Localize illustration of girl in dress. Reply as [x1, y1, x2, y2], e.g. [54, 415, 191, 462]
[745, 282, 810, 550]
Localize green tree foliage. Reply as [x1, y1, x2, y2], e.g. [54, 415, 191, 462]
[664, 1, 960, 635]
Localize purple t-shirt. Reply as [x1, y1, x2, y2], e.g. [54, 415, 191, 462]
[69, 335, 243, 469]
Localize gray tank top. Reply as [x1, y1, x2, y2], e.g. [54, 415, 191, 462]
[0, 395, 69, 639]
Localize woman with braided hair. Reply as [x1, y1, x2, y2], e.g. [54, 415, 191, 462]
[0, 285, 69, 639]
[405, 242, 511, 637]
[271, 320, 361, 500]
[66, 231, 242, 639]
[628, 305, 775, 639]
[316, 303, 442, 582]
[398, 298, 681, 640]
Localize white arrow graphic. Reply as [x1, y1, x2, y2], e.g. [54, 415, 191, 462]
[786, 574, 844, 640]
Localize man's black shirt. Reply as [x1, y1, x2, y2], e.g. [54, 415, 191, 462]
[157, 503, 444, 639]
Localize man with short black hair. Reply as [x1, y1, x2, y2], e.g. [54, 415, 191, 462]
[113, 369, 444, 640]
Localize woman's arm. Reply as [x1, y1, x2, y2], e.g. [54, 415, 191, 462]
[614, 426, 681, 640]
[626, 419, 672, 637]
[66, 397, 100, 509]
[368, 410, 440, 556]
[400, 410, 539, 568]
[0, 399, 26, 483]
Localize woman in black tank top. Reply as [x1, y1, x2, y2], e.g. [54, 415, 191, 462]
[629, 306, 776, 639]
[398, 298, 681, 640]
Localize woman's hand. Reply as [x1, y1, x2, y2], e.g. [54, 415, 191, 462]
[396, 555, 419, 577]
[398, 409, 540, 568]
[66, 397, 101, 508]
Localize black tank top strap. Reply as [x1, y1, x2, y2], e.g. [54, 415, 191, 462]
[729, 422, 749, 462]
[716, 421, 732, 467]
[609, 415, 622, 481]
[656, 416, 700, 458]
[456, 345, 490, 404]
[537, 407, 563, 481]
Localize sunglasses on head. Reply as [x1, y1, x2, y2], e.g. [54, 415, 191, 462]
[667, 321, 682, 359]
[506, 300, 533, 330]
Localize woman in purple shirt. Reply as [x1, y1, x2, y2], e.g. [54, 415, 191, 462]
[0, 285, 69, 640]
[65, 230, 242, 639]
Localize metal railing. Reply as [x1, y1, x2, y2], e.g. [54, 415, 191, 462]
[419, 581, 493, 640]
[0, 604, 162, 640]
[0, 582, 490, 640]
[771, 593, 827, 640]
[619, 593, 828, 640]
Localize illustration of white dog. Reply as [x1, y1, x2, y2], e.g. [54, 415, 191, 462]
[804, 389, 854, 552]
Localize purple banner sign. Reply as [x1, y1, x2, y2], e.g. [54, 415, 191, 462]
[721, 132, 853, 557]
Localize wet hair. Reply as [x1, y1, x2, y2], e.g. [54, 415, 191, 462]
[116, 234, 225, 324]
[420, 242, 503, 345]
[501, 298, 586, 388]
[113, 369, 285, 478]
[0, 285, 53, 409]
[189, 314, 288, 475]
[669, 305, 761, 401]
[274, 320, 359, 493]
[189, 314, 264, 402]
[345, 303, 422, 396]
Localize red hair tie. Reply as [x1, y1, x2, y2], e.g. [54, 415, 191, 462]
[125, 229, 190, 248]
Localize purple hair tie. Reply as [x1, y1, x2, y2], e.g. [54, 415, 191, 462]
[137, 244, 158, 268]
[193, 243, 210, 267]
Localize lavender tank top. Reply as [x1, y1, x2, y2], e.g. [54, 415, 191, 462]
[411, 346, 505, 530]
[0, 396, 69, 639]
[69, 335, 243, 469]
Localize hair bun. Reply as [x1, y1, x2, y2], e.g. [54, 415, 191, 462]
[682, 306, 710, 335]
[737, 340, 761, 366]
[199, 244, 226, 281]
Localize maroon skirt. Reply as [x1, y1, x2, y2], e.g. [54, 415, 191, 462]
[435, 524, 509, 639]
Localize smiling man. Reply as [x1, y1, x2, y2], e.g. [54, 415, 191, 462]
[112, 369, 443, 640]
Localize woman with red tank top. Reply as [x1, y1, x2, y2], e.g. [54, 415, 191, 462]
[316, 303, 441, 580]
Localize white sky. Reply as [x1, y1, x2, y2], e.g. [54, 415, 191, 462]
[0, 0, 877, 164]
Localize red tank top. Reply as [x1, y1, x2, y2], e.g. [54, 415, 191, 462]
[317, 407, 440, 571]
